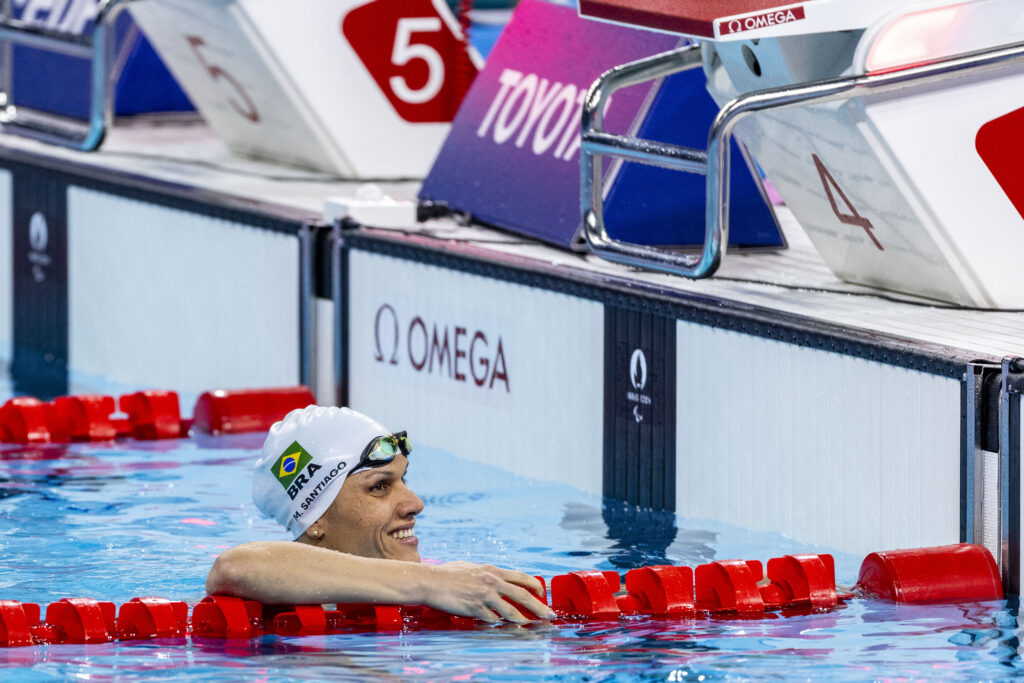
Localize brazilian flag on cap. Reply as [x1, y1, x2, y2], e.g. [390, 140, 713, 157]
[271, 441, 313, 490]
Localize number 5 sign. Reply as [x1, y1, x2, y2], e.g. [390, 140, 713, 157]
[343, 0, 479, 123]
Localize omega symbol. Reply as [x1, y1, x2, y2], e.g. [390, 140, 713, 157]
[374, 303, 400, 365]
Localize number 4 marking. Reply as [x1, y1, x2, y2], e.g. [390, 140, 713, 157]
[812, 154, 883, 251]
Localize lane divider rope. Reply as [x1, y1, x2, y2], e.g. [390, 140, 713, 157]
[0, 386, 316, 444]
[0, 545, 1003, 647]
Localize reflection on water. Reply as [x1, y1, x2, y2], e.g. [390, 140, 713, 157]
[560, 501, 716, 569]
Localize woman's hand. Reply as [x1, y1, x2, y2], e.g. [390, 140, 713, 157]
[420, 561, 552, 623]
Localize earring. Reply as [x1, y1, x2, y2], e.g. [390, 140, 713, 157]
[310, 530, 322, 539]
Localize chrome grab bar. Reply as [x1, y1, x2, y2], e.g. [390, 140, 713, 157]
[0, 0, 140, 151]
[580, 44, 714, 276]
[580, 39, 1024, 279]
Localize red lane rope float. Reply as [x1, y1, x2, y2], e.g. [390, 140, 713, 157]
[550, 570, 619, 618]
[192, 387, 315, 436]
[0, 545, 1005, 647]
[857, 543, 1003, 604]
[0, 393, 174, 444]
[695, 560, 766, 615]
[117, 598, 189, 639]
[623, 566, 695, 617]
[0, 386, 316, 445]
[0, 601, 40, 647]
[192, 596, 262, 639]
[769, 554, 839, 609]
[120, 392, 186, 440]
[0, 397, 54, 444]
[43, 598, 117, 644]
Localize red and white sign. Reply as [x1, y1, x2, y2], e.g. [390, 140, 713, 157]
[977, 106, 1024, 222]
[718, 6, 806, 36]
[343, 0, 478, 124]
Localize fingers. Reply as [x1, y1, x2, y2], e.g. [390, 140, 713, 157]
[502, 586, 552, 620]
[488, 594, 531, 624]
[473, 605, 502, 623]
[507, 571, 545, 597]
[484, 565, 544, 598]
[476, 567, 532, 623]
[433, 562, 551, 623]
[491, 581, 548, 618]
[475, 566, 551, 621]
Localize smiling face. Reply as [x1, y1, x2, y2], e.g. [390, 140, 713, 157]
[305, 455, 424, 562]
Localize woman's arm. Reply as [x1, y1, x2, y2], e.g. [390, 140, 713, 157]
[206, 542, 551, 623]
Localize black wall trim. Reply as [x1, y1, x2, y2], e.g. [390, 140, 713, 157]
[11, 167, 68, 398]
[961, 368, 979, 543]
[604, 305, 676, 510]
[1008, 392, 1020, 595]
[314, 224, 335, 300]
[334, 227, 350, 409]
[344, 231, 970, 380]
[0, 158, 305, 236]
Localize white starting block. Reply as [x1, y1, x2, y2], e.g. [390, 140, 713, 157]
[129, 0, 480, 178]
[578, 0, 1024, 308]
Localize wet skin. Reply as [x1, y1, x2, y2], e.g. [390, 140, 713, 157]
[307, 455, 424, 562]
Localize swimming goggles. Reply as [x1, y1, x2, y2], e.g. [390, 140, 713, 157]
[352, 431, 412, 473]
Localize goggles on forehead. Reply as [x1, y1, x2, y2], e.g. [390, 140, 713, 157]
[352, 431, 412, 473]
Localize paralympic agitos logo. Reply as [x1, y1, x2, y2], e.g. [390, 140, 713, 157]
[373, 304, 510, 392]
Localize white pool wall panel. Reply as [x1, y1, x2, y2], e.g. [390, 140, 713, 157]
[68, 187, 300, 394]
[0, 170, 10, 361]
[348, 250, 604, 494]
[676, 321, 961, 557]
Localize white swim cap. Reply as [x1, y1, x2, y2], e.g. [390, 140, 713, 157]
[252, 405, 392, 538]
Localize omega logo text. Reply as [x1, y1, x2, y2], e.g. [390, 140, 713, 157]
[374, 303, 510, 392]
[720, 7, 806, 35]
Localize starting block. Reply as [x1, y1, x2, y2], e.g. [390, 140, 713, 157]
[578, 0, 1024, 307]
[128, 0, 479, 178]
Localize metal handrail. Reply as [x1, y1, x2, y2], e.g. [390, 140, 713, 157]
[0, 0, 140, 151]
[581, 38, 1024, 279]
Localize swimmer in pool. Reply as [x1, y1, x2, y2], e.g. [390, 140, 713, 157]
[206, 405, 551, 623]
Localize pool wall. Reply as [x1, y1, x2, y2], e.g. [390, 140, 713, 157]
[1, 148, 1022, 595]
[673, 323, 961, 556]
[67, 187, 299, 393]
[339, 234, 981, 565]
[0, 157, 317, 400]
[346, 249, 606, 495]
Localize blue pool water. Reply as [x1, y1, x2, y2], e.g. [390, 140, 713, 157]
[0, 436, 1020, 681]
